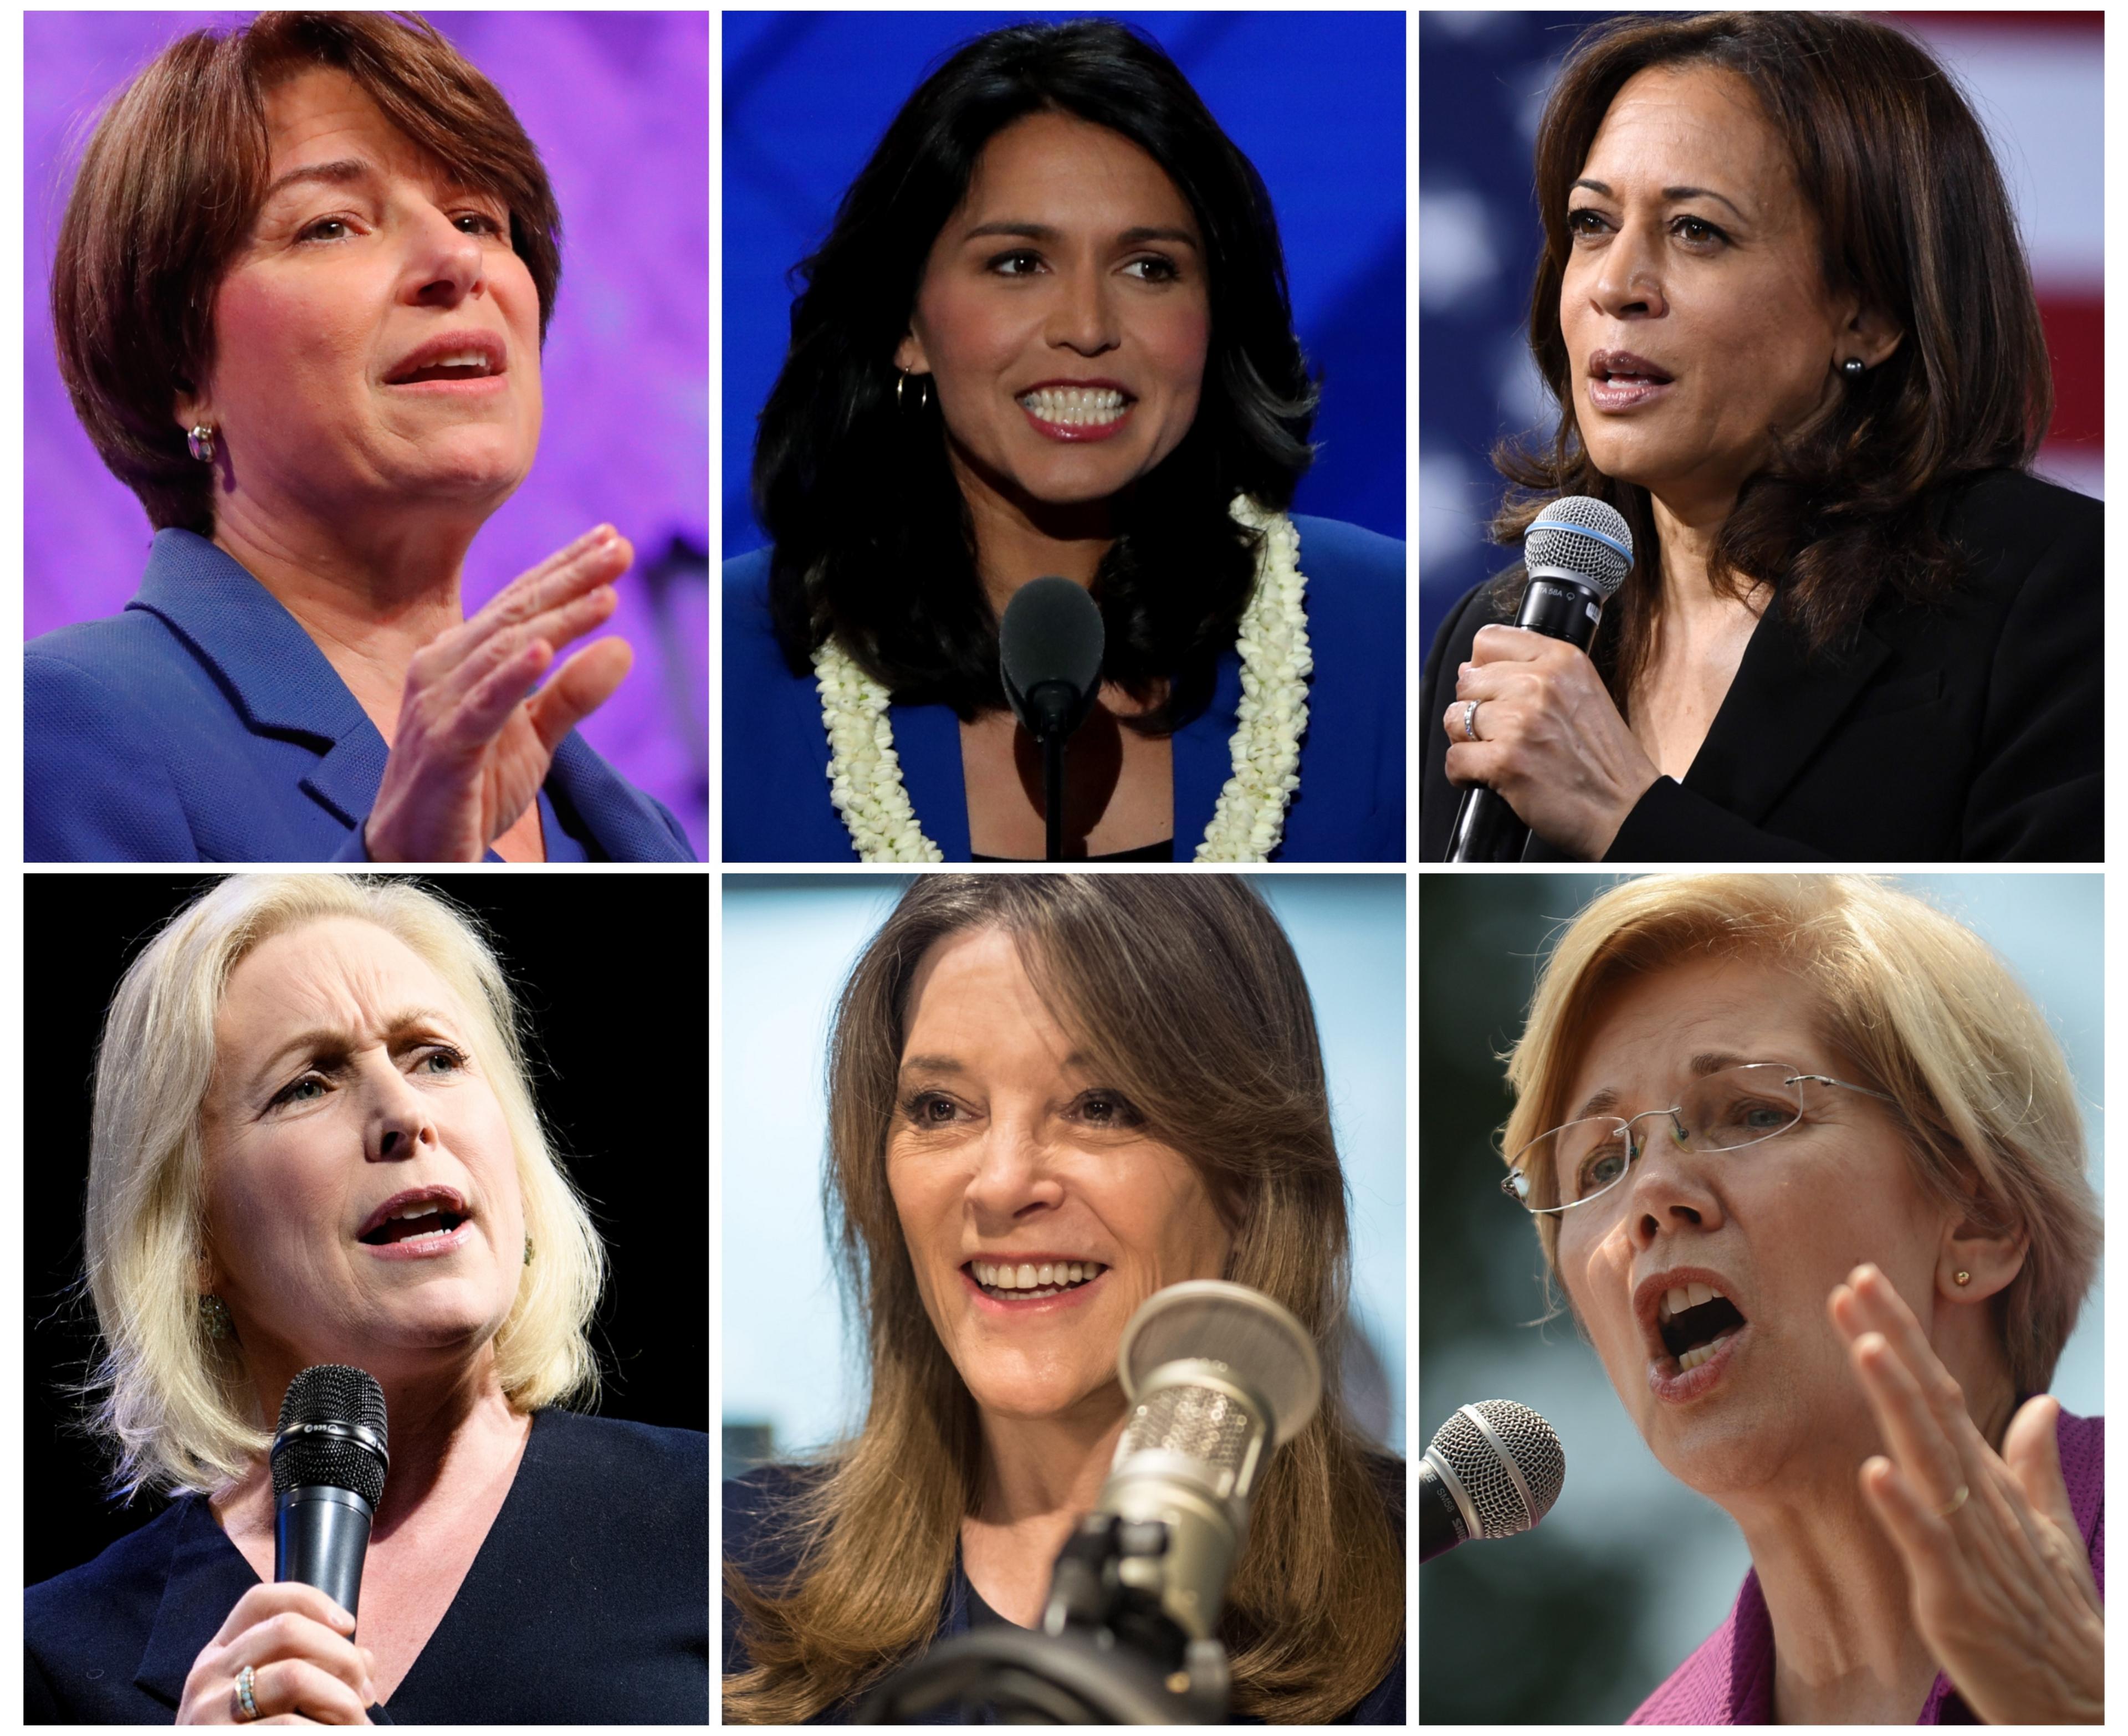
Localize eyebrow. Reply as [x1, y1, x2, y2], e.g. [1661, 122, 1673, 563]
[956, 219, 1201, 249]
[260, 157, 377, 204]
[1566, 1051, 1762, 1122]
[244, 1007, 461, 1094]
[1571, 178, 1747, 221]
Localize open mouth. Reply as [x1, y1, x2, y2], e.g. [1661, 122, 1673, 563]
[359, 1205, 467, 1246]
[386, 352, 500, 386]
[1656, 1282, 1748, 1373]
[1017, 385, 1133, 439]
[966, 1258, 1108, 1302]
[1591, 352, 1674, 387]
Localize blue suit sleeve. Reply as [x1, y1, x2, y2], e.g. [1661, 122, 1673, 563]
[26, 649, 200, 862]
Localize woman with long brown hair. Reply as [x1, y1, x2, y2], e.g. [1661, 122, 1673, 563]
[1420, 11, 2100, 864]
[723, 875, 1404, 1722]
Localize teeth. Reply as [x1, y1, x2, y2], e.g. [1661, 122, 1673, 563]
[1018, 386, 1127, 426]
[971, 1259, 1104, 1292]
[1675, 1328, 1739, 1375]
[1665, 1286, 1690, 1320]
[1657, 1279, 1729, 1321]
[1687, 1281, 1715, 1309]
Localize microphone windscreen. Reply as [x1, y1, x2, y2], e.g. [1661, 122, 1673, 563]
[1118, 1279, 1322, 1446]
[272, 1365, 389, 1505]
[1000, 576, 1103, 710]
[1525, 496, 1633, 594]
[1424, 1399, 1564, 1538]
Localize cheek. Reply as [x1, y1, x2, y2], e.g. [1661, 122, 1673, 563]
[1144, 300, 1209, 402]
[912, 279, 1024, 382]
[213, 269, 373, 406]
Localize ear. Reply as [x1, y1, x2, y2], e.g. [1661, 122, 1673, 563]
[1938, 1196, 2028, 1303]
[174, 385, 214, 437]
[1839, 301, 1904, 372]
[893, 331, 930, 376]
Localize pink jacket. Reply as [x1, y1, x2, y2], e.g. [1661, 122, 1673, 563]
[1629, 1409, 2104, 1724]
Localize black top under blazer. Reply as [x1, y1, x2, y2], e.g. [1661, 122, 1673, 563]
[1420, 469, 2102, 862]
[25, 1409, 709, 1724]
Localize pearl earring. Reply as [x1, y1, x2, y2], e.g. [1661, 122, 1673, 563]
[1841, 357, 1866, 378]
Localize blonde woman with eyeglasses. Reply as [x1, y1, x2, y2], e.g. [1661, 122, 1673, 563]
[1496, 874, 2100, 1724]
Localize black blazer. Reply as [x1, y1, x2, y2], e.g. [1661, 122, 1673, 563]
[25, 1410, 708, 1724]
[1420, 469, 2102, 862]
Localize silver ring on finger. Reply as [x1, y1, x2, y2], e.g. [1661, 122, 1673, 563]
[234, 1663, 260, 1723]
[1933, 1482, 1971, 1520]
[1461, 699, 1482, 742]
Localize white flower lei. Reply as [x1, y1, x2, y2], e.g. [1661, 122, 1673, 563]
[811, 495, 1311, 863]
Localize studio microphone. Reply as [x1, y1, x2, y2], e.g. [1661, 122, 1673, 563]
[1000, 577, 1104, 862]
[1419, 1399, 1563, 1564]
[855, 1281, 1320, 1723]
[1445, 496, 1633, 862]
[272, 1365, 390, 1625]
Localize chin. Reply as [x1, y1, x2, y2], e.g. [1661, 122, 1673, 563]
[391, 429, 535, 504]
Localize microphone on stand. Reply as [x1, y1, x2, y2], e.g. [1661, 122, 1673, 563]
[1446, 496, 1633, 863]
[1001, 577, 1104, 862]
[856, 1281, 1321, 1724]
[272, 1365, 390, 1625]
[1419, 1399, 1563, 1563]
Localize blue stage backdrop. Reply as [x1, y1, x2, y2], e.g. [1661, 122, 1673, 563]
[723, 10, 1406, 555]
[1419, 9, 2104, 662]
[27, 13, 709, 857]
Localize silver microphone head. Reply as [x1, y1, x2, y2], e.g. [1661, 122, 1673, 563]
[1101, 1282, 1322, 1639]
[1525, 496, 1633, 596]
[1423, 1400, 1564, 1542]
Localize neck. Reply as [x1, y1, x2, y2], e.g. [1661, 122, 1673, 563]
[210, 493, 483, 744]
[961, 1388, 1128, 1625]
[948, 440, 1118, 614]
[1723, 1373, 2017, 1723]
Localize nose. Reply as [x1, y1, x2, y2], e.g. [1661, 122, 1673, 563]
[403, 203, 488, 311]
[1621, 1121, 1724, 1248]
[1587, 218, 1667, 321]
[1045, 258, 1120, 357]
[964, 1113, 1066, 1224]
[363, 1059, 439, 1165]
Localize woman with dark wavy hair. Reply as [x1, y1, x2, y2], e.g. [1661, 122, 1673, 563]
[1420, 11, 2101, 864]
[724, 19, 1404, 862]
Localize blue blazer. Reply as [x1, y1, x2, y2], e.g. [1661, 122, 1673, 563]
[26, 1409, 709, 1724]
[724, 1461, 1406, 1723]
[27, 530, 695, 863]
[722, 515, 1406, 862]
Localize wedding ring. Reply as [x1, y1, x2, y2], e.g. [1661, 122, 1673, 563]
[1461, 699, 1482, 742]
[1933, 1482, 1971, 1519]
[234, 1664, 260, 1722]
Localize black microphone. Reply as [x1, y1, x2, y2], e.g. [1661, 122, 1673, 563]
[1419, 1400, 1563, 1564]
[1445, 496, 1633, 863]
[1000, 577, 1104, 863]
[272, 1365, 390, 1625]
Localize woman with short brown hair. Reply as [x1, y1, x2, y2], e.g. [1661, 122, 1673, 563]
[1421, 11, 2100, 864]
[30, 12, 691, 863]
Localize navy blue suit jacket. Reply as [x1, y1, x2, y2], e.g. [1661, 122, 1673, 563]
[26, 1410, 709, 1724]
[724, 1462, 1406, 1723]
[27, 530, 694, 863]
[722, 515, 1406, 862]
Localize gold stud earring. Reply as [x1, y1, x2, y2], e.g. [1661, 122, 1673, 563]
[1954, 1269, 1972, 1287]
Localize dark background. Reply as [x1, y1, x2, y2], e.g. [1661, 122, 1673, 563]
[25, 873, 708, 1589]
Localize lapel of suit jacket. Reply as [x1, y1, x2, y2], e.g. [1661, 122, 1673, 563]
[134, 1498, 260, 1709]
[1681, 590, 1890, 826]
[546, 733, 692, 860]
[127, 530, 389, 831]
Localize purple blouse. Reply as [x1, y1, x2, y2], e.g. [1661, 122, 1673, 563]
[1628, 1408, 2104, 1724]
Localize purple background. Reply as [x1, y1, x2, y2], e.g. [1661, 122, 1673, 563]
[26, 12, 709, 856]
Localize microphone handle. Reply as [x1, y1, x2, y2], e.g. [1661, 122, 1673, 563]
[275, 1486, 375, 1624]
[1444, 572, 1610, 864]
[1418, 1458, 1471, 1564]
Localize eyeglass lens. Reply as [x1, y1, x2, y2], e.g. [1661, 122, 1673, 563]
[1518, 1064, 1808, 1210]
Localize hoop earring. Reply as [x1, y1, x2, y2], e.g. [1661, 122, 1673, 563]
[187, 424, 217, 463]
[897, 370, 932, 413]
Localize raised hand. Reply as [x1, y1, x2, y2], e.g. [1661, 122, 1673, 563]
[1829, 1263, 2103, 1724]
[364, 526, 635, 862]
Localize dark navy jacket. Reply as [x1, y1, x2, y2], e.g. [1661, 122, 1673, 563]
[25, 1409, 709, 1725]
[26, 529, 694, 864]
[723, 1462, 1406, 1723]
[722, 515, 1407, 862]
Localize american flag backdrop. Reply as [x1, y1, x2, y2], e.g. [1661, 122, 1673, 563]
[1418, 11, 2103, 656]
